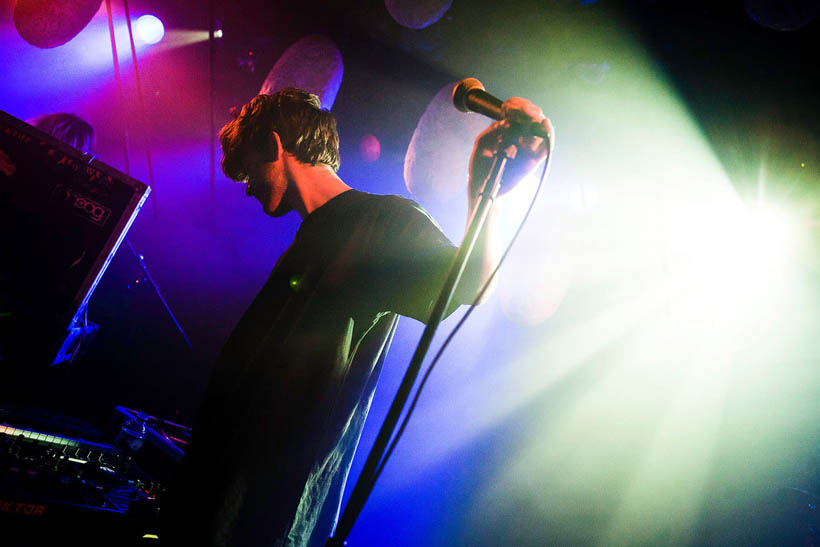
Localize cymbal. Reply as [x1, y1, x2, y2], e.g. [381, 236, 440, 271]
[14, 0, 103, 49]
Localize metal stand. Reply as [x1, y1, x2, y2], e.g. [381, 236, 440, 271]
[327, 145, 513, 546]
[125, 240, 192, 349]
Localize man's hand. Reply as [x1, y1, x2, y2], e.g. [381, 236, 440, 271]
[454, 98, 553, 307]
[468, 97, 554, 198]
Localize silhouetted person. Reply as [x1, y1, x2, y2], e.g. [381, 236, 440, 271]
[163, 88, 552, 546]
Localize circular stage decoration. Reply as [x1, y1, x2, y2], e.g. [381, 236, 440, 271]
[14, 0, 103, 49]
[744, 0, 819, 30]
[499, 245, 573, 326]
[404, 83, 489, 203]
[385, 0, 452, 29]
[259, 34, 344, 110]
[359, 134, 381, 163]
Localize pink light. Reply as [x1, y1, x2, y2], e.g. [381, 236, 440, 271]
[359, 134, 381, 163]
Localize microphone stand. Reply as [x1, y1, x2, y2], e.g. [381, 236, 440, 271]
[327, 141, 513, 546]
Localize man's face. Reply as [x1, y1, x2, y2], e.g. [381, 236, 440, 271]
[243, 149, 290, 217]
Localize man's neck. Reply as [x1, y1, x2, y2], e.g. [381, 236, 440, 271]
[284, 156, 351, 218]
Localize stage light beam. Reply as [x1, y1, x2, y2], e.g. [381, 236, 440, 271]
[366, 6, 817, 545]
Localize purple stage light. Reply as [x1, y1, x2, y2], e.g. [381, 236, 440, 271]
[136, 14, 164, 45]
[0, 14, 153, 117]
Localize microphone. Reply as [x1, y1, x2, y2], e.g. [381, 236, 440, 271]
[452, 78, 549, 139]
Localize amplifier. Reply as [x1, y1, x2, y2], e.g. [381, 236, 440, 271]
[0, 109, 150, 367]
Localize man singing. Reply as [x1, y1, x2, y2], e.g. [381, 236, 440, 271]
[163, 87, 552, 546]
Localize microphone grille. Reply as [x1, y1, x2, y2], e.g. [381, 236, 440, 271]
[452, 78, 485, 113]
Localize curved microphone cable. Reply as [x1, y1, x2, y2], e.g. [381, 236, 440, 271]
[371, 148, 553, 503]
[330, 87, 554, 545]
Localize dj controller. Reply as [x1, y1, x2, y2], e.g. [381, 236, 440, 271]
[0, 405, 188, 546]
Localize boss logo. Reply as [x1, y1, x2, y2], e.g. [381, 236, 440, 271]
[52, 184, 111, 226]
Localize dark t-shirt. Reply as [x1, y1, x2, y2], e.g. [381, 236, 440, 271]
[169, 190, 456, 546]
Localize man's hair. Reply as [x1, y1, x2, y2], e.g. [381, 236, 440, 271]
[220, 88, 340, 181]
[31, 113, 96, 153]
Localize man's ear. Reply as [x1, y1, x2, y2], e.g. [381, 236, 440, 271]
[268, 131, 283, 162]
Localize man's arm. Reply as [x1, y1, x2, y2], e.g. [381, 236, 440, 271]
[453, 97, 555, 306]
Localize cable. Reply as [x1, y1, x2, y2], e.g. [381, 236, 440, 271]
[330, 133, 553, 547]
[330, 148, 515, 547]
[372, 152, 552, 487]
[104, 0, 130, 173]
[122, 0, 158, 216]
[209, 0, 216, 200]
[67, 305, 89, 365]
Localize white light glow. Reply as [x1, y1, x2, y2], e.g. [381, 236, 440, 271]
[136, 15, 165, 45]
